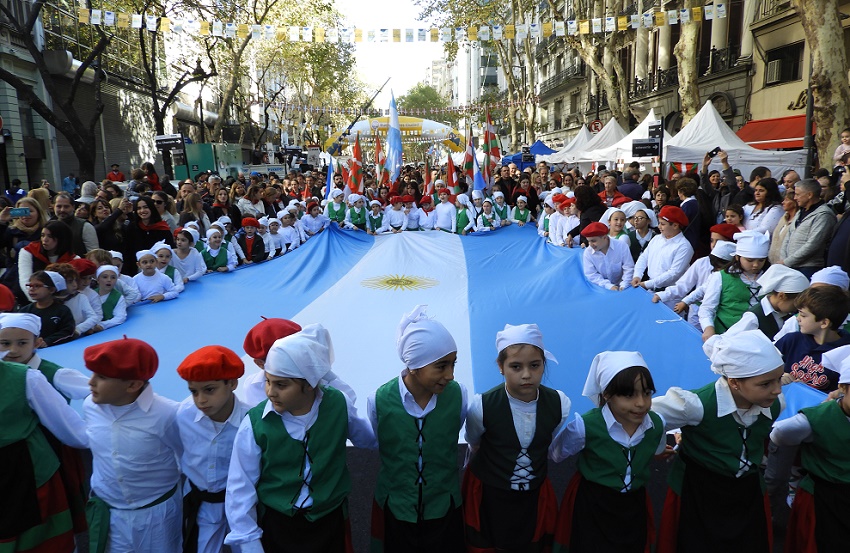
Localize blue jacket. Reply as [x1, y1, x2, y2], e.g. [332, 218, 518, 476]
[775, 330, 850, 392]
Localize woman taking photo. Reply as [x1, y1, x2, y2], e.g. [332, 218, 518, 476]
[123, 196, 174, 274]
[0, 197, 50, 301]
[89, 197, 129, 253]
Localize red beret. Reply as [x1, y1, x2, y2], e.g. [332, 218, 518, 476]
[70, 258, 97, 276]
[612, 196, 630, 207]
[658, 205, 689, 228]
[419, 196, 432, 204]
[710, 223, 739, 241]
[401, 195, 415, 203]
[581, 222, 609, 238]
[0, 283, 15, 311]
[242, 217, 260, 228]
[84, 337, 158, 380]
[243, 317, 302, 360]
[177, 345, 244, 382]
[390, 195, 404, 204]
[552, 193, 568, 204]
[558, 199, 574, 211]
[306, 201, 318, 212]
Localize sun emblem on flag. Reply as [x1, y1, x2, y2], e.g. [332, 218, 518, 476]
[361, 274, 439, 291]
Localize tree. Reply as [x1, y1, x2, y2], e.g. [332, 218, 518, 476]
[674, 0, 701, 126]
[0, 0, 110, 181]
[397, 82, 459, 127]
[791, 0, 850, 167]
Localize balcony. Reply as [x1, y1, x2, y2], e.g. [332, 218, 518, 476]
[755, 0, 793, 22]
[539, 63, 585, 97]
[630, 66, 679, 99]
[698, 44, 743, 75]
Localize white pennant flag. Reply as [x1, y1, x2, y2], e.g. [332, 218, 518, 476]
[212, 21, 223, 37]
[103, 11, 115, 26]
[91, 9, 102, 25]
[131, 14, 143, 29]
[478, 26, 490, 41]
[554, 21, 565, 36]
[146, 15, 158, 31]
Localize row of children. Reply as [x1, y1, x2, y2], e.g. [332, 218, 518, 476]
[5, 304, 847, 553]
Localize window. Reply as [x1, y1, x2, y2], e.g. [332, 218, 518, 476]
[765, 42, 804, 86]
[570, 91, 579, 114]
[554, 100, 563, 130]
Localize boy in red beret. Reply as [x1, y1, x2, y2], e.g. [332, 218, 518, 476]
[70, 257, 105, 323]
[381, 196, 409, 234]
[84, 337, 183, 553]
[631, 205, 694, 301]
[176, 346, 250, 553]
[302, 201, 330, 238]
[581, 221, 635, 290]
[237, 218, 266, 264]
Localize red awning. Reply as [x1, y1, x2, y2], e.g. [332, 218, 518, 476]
[736, 115, 815, 150]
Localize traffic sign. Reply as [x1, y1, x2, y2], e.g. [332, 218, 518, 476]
[589, 119, 603, 133]
[155, 134, 184, 150]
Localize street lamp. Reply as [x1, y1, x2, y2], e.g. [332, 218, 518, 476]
[193, 58, 205, 143]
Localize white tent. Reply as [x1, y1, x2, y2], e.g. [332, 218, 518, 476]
[537, 125, 593, 164]
[578, 109, 673, 164]
[665, 101, 807, 180]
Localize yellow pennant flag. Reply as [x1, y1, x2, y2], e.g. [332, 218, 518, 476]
[355, 28, 363, 42]
[392, 28, 401, 42]
[315, 27, 325, 42]
[430, 28, 438, 42]
[504, 24, 515, 39]
[276, 27, 287, 40]
[237, 24, 249, 38]
[654, 11, 667, 26]
[617, 16, 628, 30]
[117, 13, 130, 29]
[160, 17, 170, 33]
[467, 26, 478, 41]
[542, 22, 552, 37]
[200, 21, 210, 35]
[579, 20, 590, 35]
[692, 7, 703, 21]
[78, 8, 90, 24]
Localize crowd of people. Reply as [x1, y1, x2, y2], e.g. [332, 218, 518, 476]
[4, 146, 850, 553]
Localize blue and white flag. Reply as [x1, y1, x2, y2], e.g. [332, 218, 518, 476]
[472, 147, 488, 191]
[385, 92, 403, 184]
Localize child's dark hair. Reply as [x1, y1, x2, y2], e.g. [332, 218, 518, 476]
[30, 271, 57, 291]
[795, 286, 850, 330]
[725, 203, 745, 220]
[726, 257, 770, 275]
[177, 229, 195, 244]
[600, 366, 655, 405]
[708, 254, 731, 271]
[496, 344, 546, 370]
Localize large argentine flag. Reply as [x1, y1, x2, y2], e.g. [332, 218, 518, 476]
[46, 225, 818, 419]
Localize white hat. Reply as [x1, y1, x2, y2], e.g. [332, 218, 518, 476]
[265, 324, 338, 388]
[435, 179, 445, 186]
[348, 194, 361, 204]
[550, 187, 563, 195]
[733, 230, 770, 258]
[288, 199, 301, 208]
[820, 344, 850, 385]
[108, 250, 123, 261]
[601, 207, 625, 226]
[711, 241, 737, 262]
[206, 228, 222, 239]
[516, 195, 528, 203]
[370, 199, 382, 207]
[257, 217, 269, 227]
[183, 227, 200, 243]
[495, 324, 557, 364]
[217, 216, 232, 226]
[184, 221, 200, 231]
[151, 241, 171, 254]
[583, 351, 648, 407]
[135, 249, 155, 261]
[268, 218, 281, 226]
[456, 194, 471, 208]
[757, 265, 810, 295]
[42, 271, 66, 292]
[330, 189, 343, 199]
[544, 196, 555, 208]
[0, 313, 41, 336]
[811, 266, 850, 290]
[482, 198, 493, 205]
[493, 191, 505, 199]
[622, 202, 658, 228]
[703, 328, 783, 378]
[96, 265, 119, 278]
[471, 190, 484, 200]
[396, 305, 457, 370]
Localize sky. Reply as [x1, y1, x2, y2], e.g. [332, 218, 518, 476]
[334, 0, 445, 109]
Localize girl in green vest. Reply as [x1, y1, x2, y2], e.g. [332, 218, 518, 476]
[552, 351, 666, 553]
[475, 198, 500, 232]
[700, 230, 770, 341]
[344, 194, 368, 231]
[770, 345, 850, 553]
[92, 265, 127, 331]
[225, 324, 374, 553]
[602, 206, 631, 247]
[324, 189, 347, 227]
[367, 200, 385, 235]
[456, 194, 475, 235]
[367, 305, 468, 553]
[152, 242, 184, 294]
[538, 198, 555, 240]
[464, 324, 569, 552]
[510, 195, 535, 226]
[653, 328, 786, 553]
[491, 192, 511, 226]
[202, 229, 236, 273]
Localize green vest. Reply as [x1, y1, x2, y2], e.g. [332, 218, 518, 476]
[35, 358, 61, 386]
[747, 301, 781, 340]
[202, 247, 228, 270]
[480, 213, 495, 228]
[578, 408, 663, 491]
[543, 215, 550, 232]
[494, 203, 509, 220]
[0, 362, 59, 486]
[514, 207, 530, 222]
[195, 240, 205, 252]
[99, 288, 122, 321]
[247, 388, 350, 521]
[164, 265, 176, 280]
[626, 229, 652, 262]
[468, 385, 561, 490]
[456, 208, 470, 233]
[669, 382, 781, 494]
[798, 400, 850, 494]
[328, 202, 346, 223]
[368, 212, 384, 231]
[374, 377, 462, 522]
[349, 207, 366, 226]
[715, 271, 754, 333]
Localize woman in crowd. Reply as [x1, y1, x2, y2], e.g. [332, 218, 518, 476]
[744, 177, 784, 234]
[152, 190, 178, 232]
[90, 198, 128, 253]
[123, 196, 174, 273]
[178, 192, 211, 235]
[17, 220, 77, 292]
[236, 185, 265, 217]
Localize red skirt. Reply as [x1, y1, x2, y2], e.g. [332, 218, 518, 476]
[553, 473, 654, 553]
[784, 488, 816, 553]
[461, 469, 556, 553]
[0, 469, 75, 553]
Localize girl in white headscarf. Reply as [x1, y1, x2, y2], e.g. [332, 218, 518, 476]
[455, 194, 476, 235]
[463, 324, 569, 552]
[652, 328, 786, 553]
[551, 351, 665, 553]
[225, 324, 375, 553]
[366, 305, 468, 553]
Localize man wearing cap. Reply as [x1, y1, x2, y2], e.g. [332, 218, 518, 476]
[779, 178, 837, 278]
[581, 222, 635, 291]
[106, 164, 126, 182]
[631, 206, 694, 299]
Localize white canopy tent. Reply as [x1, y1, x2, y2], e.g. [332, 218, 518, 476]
[537, 125, 593, 164]
[665, 101, 807, 180]
[577, 109, 673, 164]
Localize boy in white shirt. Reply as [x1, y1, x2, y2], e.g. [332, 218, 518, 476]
[84, 337, 183, 552]
[133, 250, 179, 303]
[581, 222, 635, 290]
[108, 250, 142, 305]
[433, 189, 457, 233]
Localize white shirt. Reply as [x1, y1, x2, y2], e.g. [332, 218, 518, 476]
[26, 352, 90, 400]
[583, 238, 635, 289]
[25, 368, 89, 448]
[117, 274, 142, 304]
[465, 386, 570, 490]
[656, 256, 712, 303]
[418, 208, 436, 230]
[699, 270, 761, 331]
[475, 211, 501, 232]
[172, 248, 207, 281]
[64, 292, 101, 334]
[343, 206, 368, 230]
[551, 405, 666, 491]
[380, 209, 408, 232]
[633, 232, 694, 290]
[548, 212, 565, 245]
[80, 286, 103, 322]
[225, 388, 376, 552]
[133, 271, 179, 301]
[85, 385, 183, 508]
[177, 395, 251, 494]
[538, 213, 550, 238]
[301, 214, 330, 235]
[157, 265, 184, 294]
[653, 379, 785, 478]
[405, 206, 421, 229]
[744, 203, 784, 235]
[95, 289, 127, 329]
[770, 400, 849, 446]
[434, 201, 457, 233]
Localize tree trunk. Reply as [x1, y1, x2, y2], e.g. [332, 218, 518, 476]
[675, 0, 701, 126]
[211, 36, 252, 142]
[791, 0, 850, 166]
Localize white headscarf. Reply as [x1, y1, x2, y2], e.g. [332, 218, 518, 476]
[583, 351, 648, 407]
[734, 230, 771, 258]
[600, 207, 625, 227]
[206, 228, 222, 240]
[516, 195, 528, 204]
[811, 266, 850, 290]
[456, 194, 472, 208]
[182, 227, 200, 244]
[711, 241, 737, 261]
[108, 250, 123, 261]
[151, 241, 171, 254]
[330, 189, 344, 199]
[257, 217, 269, 227]
[396, 305, 457, 370]
[820, 344, 850, 385]
[0, 313, 41, 336]
[96, 265, 119, 279]
[757, 265, 810, 295]
[265, 323, 339, 388]
[495, 323, 557, 363]
[703, 328, 783, 378]
[471, 190, 484, 200]
[135, 249, 155, 261]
